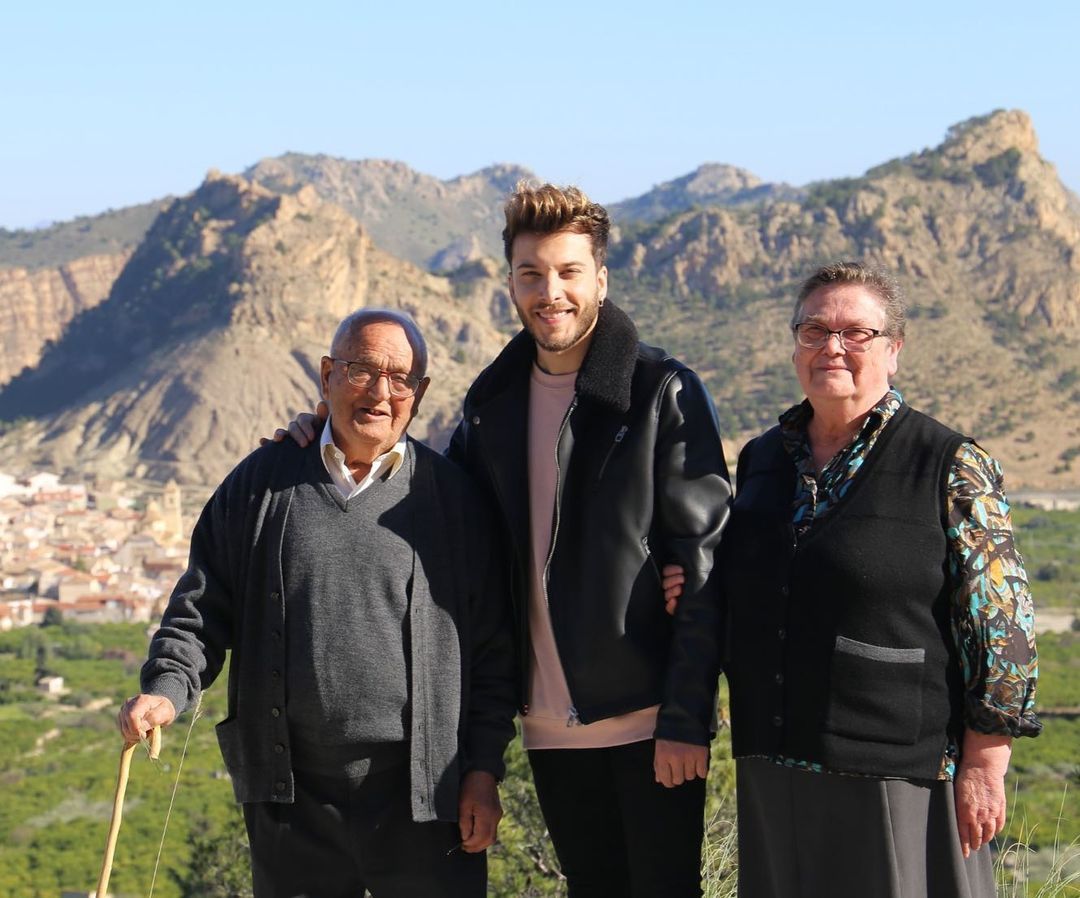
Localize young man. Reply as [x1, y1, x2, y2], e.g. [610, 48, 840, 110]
[446, 183, 731, 896]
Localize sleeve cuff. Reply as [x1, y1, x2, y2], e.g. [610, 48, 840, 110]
[965, 697, 1042, 738]
[140, 674, 192, 719]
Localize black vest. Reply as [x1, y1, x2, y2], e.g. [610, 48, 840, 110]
[722, 404, 967, 780]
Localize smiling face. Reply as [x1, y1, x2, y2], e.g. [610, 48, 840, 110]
[508, 229, 608, 374]
[319, 321, 429, 465]
[793, 283, 902, 416]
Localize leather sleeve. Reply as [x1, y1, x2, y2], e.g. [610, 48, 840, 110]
[653, 369, 733, 745]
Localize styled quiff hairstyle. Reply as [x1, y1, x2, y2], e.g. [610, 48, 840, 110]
[792, 261, 906, 342]
[502, 181, 610, 267]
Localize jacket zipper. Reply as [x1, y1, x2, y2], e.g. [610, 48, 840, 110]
[596, 424, 629, 480]
[641, 534, 662, 585]
[542, 396, 581, 726]
[542, 396, 577, 605]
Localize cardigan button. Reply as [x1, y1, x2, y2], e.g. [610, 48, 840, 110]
[777, 627, 786, 640]
[772, 715, 783, 727]
[779, 585, 789, 596]
[271, 707, 281, 718]
[471, 416, 480, 425]
[774, 672, 784, 685]
[274, 780, 286, 792]
[274, 743, 285, 754]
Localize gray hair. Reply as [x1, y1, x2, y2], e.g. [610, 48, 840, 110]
[792, 261, 906, 342]
[330, 309, 429, 378]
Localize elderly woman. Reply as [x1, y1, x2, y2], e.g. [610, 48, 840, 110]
[669, 261, 1039, 897]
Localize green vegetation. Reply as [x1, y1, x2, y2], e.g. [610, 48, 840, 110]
[620, 279, 803, 440]
[0, 621, 1076, 895]
[976, 149, 1023, 189]
[912, 150, 976, 185]
[803, 177, 869, 215]
[1014, 508, 1080, 610]
[0, 622, 234, 897]
[1001, 631, 1080, 894]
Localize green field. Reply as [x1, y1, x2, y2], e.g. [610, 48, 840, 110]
[1014, 506, 1080, 611]
[0, 503, 1077, 896]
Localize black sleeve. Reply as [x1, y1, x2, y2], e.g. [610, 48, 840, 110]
[653, 369, 733, 745]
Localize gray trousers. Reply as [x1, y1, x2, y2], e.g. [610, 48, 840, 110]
[736, 758, 996, 898]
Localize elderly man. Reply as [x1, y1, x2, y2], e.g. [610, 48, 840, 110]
[119, 309, 516, 898]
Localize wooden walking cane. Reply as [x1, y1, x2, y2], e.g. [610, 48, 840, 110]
[95, 725, 161, 898]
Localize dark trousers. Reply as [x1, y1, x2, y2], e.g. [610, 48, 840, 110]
[528, 739, 706, 898]
[242, 764, 485, 898]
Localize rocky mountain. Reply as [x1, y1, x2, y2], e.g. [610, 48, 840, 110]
[0, 201, 164, 270]
[0, 201, 166, 389]
[245, 155, 532, 270]
[609, 164, 802, 225]
[612, 110, 1080, 488]
[1, 109, 1077, 489]
[0, 252, 132, 387]
[0, 173, 513, 486]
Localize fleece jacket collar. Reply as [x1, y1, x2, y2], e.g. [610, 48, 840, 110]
[475, 300, 641, 414]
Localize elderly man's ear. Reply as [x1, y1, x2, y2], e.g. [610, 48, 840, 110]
[260, 400, 329, 448]
[410, 377, 431, 415]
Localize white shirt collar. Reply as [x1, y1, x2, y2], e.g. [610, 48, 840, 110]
[319, 417, 407, 500]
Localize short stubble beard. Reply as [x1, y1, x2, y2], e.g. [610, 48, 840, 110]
[520, 291, 601, 354]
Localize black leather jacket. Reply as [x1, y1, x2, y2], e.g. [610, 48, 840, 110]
[447, 301, 731, 745]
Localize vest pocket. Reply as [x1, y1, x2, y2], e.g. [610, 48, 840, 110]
[824, 636, 925, 745]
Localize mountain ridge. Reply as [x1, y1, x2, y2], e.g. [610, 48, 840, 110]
[0, 173, 512, 484]
[1, 109, 1077, 488]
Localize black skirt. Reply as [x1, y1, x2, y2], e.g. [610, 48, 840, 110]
[735, 758, 996, 898]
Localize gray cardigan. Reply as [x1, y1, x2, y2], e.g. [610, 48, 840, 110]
[141, 435, 516, 823]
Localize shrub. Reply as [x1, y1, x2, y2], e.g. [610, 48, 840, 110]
[975, 149, 1022, 188]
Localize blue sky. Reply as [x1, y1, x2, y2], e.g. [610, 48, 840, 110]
[3, 1, 1077, 230]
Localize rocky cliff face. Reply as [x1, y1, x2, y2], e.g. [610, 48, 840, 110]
[0, 172, 511, 485]
[613, 110, 1080, 488]
[245, 155, 533, 269]
[2, 110, 1077, 488]
[0, 252, 132, 387]
[610, 164, 803, 225]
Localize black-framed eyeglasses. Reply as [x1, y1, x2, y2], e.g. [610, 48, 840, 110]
[326, 357, 423, 397]
[793, 323, 885, 353]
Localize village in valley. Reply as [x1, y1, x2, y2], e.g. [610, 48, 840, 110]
[0, 469, 194, 653]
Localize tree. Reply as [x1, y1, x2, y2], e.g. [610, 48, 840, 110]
[34, 642, 55, 681]
[172, 812, 253, 898]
